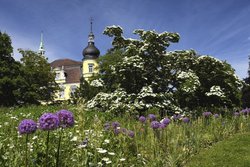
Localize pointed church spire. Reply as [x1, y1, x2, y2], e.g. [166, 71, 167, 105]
[39, 31, 45, 55]
[88, 17, 95, 43]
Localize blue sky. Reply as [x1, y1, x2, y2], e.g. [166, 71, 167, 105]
[1, 0, 250, 78]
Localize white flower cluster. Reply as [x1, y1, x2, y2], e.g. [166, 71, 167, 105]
[86, 89, 130, 113]
[90, 79, 104, 87]
[120, 55, 144, 70]
[177, 70, 200, 93]
[198, 55, 222, 64]
[205, 85, 225, 98]
[138, 85, 156, 98]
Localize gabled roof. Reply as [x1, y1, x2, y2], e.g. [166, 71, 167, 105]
[50, 59, 82, 69]
[50, 59, 82, 84]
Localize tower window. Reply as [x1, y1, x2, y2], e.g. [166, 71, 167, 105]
[88, 63, 94, 73]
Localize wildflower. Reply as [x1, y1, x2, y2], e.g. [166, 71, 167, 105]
[18, 119, 37, 134]
[39, 113, 59, 130]
[148, 114, 156, 121]
[182, 117, 190, 123]
[102, 157, 110, 162]
[71, 136, 78, 142]
[172, 114, 182, 121]
[121, 128, 127, 134]
[203, 112, 212, 118]
[78, 138, 88, 148]
[151, 121, 160, 129]
[234, 112, 240, 117]
[127, 130, 135, 138]
[104, 122, 110, 131]
[56, 109, 74, 128]
[159, 123, 166, 129]
[106, 161, 112, 164]
[111, 121, 120, 129]
[214, 114, 219, 118]
[161, 118, 171, 125]
[104, 139, 110, 144]
[114, 128, 120, 135]
[108, 152, 115, 155]
[139, 116, 146, 123]
[97, 148, 107, 153]
[240, 109, 249, 115]
[120, 158, 126, 161]
[32, 136, 38, 140]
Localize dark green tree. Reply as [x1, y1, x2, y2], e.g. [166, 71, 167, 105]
[0, 32, 21, 106]
[17, 49, 58, 104]
[242, 68, 250, 108]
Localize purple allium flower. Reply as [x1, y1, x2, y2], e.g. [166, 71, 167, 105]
[18, 119, 37, 135]
[234, 112, 240, 117]
[172, 114, 182, 121]
[121, 128, 127, 134]
[159, 123, 167, 129]
[203, 112, 212, 118]
[78, 138, 88, 148]
[139, 116, 146, 123]
[148, 114, 156, 121]
[182, 117, 190, 123]
[214, 114, 219, 118]
[127, 130, 135, 138]
[39, 113, 59, 130]
[151, 121, 160, 129]
[162, 118, 171, 125]
[240, 109, 248, 115]
[56, 109, 74, 128]
[112, 121, 120, 129]
[114, 128, 120, 135]
[104, 122, 110, 131]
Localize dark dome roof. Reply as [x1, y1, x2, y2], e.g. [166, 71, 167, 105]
[82, 42, 100, 59]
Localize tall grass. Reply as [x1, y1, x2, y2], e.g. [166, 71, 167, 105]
[0, 105, 249, 166]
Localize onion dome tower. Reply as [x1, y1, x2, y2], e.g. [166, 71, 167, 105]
[82, 18, 100, 81]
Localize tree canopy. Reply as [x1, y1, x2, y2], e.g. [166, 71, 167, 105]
[17, 49, 58, 104]
[85, 26, 243, 115]
[0, 32, 21, 106]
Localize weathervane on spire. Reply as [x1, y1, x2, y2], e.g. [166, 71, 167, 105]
[90, 17, 93, 33]
[88, 17, 95, 43]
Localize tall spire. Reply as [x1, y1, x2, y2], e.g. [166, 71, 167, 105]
[39, 31, 45, 55]
[88, 17, 95, 43]
[90, 17, 93, 33]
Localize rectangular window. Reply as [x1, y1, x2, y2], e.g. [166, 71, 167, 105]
[70, 85, 77, 95]
[55, 72, 60, 80]
[88, 63, 94, 73]
[59, 85, 65, 98]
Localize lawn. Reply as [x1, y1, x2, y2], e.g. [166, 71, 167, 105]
[187, 132, 250, 167]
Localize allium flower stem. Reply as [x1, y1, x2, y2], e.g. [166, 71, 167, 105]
[25, 134, 28, 167]
[56, 128, 63, 167]
[45, 131, 50, 167]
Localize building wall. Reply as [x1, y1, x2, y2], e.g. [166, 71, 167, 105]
[82, 59, 99, 81]
[54, 82, 80, 101]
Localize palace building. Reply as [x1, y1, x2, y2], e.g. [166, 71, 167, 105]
[39, 21, 100, 101]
